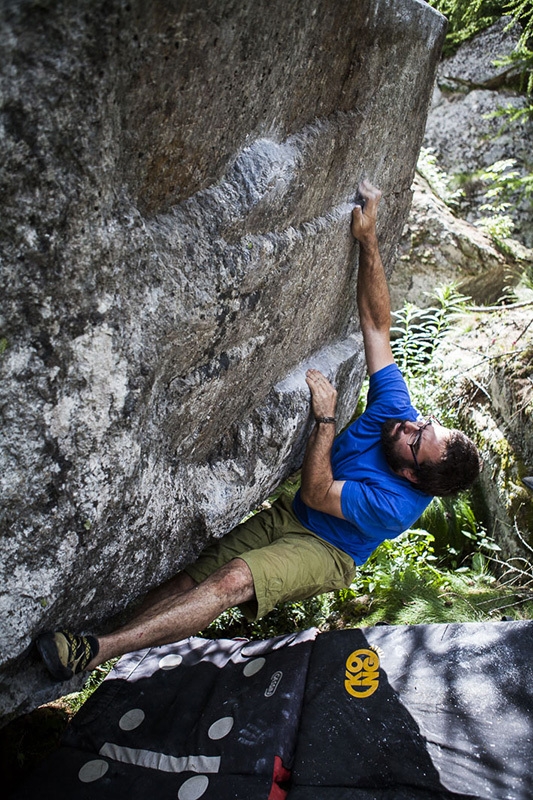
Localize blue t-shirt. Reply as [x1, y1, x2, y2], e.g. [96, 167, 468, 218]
[292, 363, 432, 565]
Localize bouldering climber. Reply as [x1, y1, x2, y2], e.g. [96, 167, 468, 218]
[36, 180, 481, 681]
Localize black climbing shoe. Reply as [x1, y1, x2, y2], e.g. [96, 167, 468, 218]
[36, 630, 99, 681]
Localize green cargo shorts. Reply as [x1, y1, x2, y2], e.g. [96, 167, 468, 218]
[185, 493, 356, 621]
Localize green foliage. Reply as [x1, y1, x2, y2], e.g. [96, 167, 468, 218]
[61, 659, 117, 715]
[415, 148, 526, 250]
[417, 493, 480, 555]
[429, 0, 533, 109]
[332, 526, 527, 626]
[480, 155, 533, 200]
[388, 287, 499, 572]
[506, 0, 533, 44]
[426, 2, 533, 231]
[203, 592, 335, 640]
[340, 521, 497, 599]
[449, 158, 533, 252]
[427, 1, 533, 56]
[495, 42, 533, 93]
[346, 530, 442, 597]
[267, 475, 301, 503]
[474, 158, 521, 244]
[390, 284, 470, 391]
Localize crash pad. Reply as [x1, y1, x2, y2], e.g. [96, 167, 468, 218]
[13, 621, 533, 799]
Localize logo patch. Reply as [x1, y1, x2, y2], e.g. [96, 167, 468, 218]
[265, 670, 283, 697]
[344, 648, 380, 698]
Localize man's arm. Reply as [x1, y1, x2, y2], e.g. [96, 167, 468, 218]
[299, 369, 345, 518]
[299, 183, 392, 515]
[352, 181, 394, 376]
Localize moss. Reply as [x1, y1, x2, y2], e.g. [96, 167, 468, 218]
[513, 346, 533, 378]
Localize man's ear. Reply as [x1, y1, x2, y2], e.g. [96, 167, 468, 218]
[396, 467, 419, 484]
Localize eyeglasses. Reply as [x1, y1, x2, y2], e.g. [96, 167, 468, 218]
[407, 416, 440, 470]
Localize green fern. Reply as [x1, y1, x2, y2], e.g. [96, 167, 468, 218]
[391, 285, 470, 381]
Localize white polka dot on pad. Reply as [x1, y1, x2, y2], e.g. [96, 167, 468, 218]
[119, 708, 145, 730]
[78, 759, 109, 783]
[178, 774, 209, 800]
[208, 716, 234, 740]
[243, 657, 266, 677]
[159, 653, 183, 670]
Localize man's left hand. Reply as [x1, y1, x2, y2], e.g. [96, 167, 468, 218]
[305, 369, 337, 419]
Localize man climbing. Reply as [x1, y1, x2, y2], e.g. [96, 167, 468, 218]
[36, 180, 481, 681]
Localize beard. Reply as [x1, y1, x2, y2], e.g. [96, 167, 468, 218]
[380, 418, 412, 473]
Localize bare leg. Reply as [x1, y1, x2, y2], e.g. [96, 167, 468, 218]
[134, 571, 197, 616]
[88, 558, 255, 669]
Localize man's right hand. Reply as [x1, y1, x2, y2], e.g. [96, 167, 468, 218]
[305, 369, 337, 420]
[351, 180, 382, 247]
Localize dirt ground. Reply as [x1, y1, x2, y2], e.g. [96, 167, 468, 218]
[2, 700, 75, 797]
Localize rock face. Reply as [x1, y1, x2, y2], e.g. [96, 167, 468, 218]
[389, 173, 524, 309]
[390, 16, 533, 310]
[438, 15, 523, 89]
[424, 17, 533, 247]
[438, 298, 533, 561]
[0, 0, 445, 719]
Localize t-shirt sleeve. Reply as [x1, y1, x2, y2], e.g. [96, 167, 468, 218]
[364, 363, 416, 423]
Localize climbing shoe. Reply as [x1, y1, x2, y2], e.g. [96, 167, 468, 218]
[36, 630, 99, 681]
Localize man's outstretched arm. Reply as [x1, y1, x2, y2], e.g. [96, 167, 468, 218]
[352, 180, 395, 376]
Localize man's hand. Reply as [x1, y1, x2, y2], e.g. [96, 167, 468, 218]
[305, 369, 337, 420]
[351, 180, 382, 247]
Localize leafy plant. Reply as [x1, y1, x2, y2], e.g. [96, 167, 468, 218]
[330, 525, 529, 627]
[465, 157, 533, 249]
[203, 592, 335, 640]
[417, 493, 481, 556]
[347, 529, 442, 596]
[390, 284, 470, 387]
[61, 659, 118, 715]
[427, 1, 533, 58]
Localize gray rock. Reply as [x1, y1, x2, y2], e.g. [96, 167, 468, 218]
[438, 16, 522, 90]
[424, 16, 533, 248]
[390, 174, 527, 309]
[0, 0, 445, 720]
[437, 302, 533, 563]
[425, 89, 533, 181]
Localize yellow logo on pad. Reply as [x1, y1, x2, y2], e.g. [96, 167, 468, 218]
[344, 648, 380, 698]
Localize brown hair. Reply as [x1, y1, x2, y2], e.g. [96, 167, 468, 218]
[415, 430, 481, 497]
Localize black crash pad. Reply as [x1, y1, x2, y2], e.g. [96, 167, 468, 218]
[14, 621, 533, 799]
